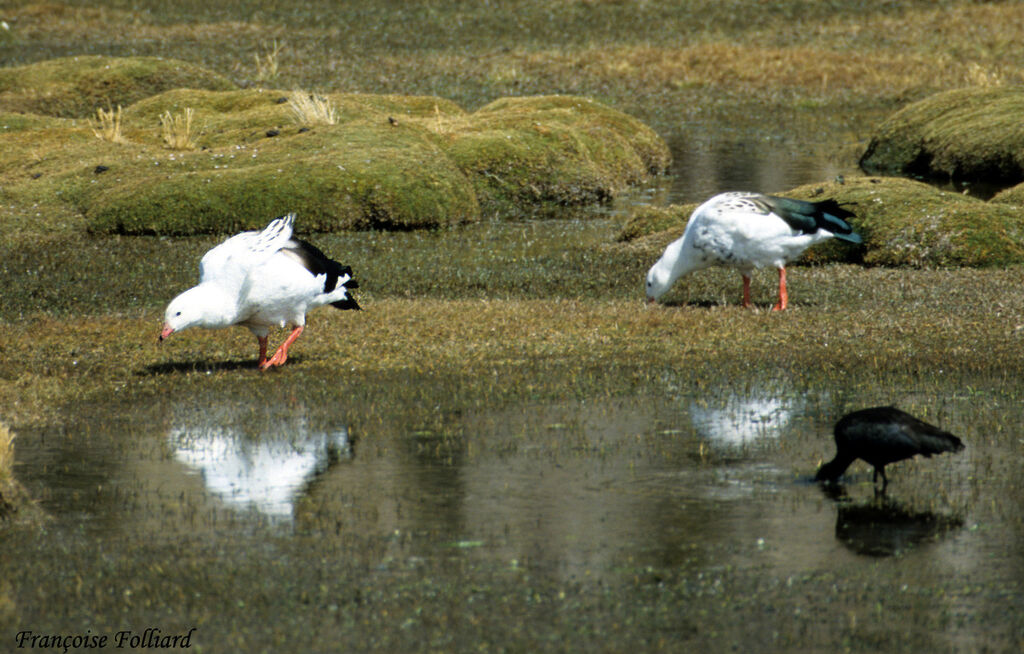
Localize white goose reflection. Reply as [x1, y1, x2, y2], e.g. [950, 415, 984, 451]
[168, 407, 352, 519]
[689, 392, 799, 449]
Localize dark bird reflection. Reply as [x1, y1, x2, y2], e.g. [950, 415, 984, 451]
[824, 488, 963, 557]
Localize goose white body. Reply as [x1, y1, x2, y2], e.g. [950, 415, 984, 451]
[160, 213, 359, 368]
[645, 192, 860, 309]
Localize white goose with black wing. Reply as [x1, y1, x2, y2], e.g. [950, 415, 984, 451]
[160, 213, 360, 369]
[645, 192, 861, 310]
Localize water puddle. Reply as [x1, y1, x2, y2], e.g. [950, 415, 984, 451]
[7, 366, 1018, 650]
[12, 376, 985, 568]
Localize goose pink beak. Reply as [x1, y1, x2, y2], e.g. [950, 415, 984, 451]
[159, 323, 174, 342]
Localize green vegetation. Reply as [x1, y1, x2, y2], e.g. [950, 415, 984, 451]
[0, 70, 668, 234]
[860, 86, 1024, 188]
[993, 182, 1024, 206]
[0, 55, 236, 118]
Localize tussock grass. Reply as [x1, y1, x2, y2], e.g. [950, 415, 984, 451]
[428, 102, 458, 135]
[91, 105, 126, 143]
[254, 39, 284, 84]
[159, 107, 196, 150]
[963, 63, 1005, 88]
[288, 90, 337, 126]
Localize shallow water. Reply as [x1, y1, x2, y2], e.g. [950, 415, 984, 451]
[7, 361, 1023, 650]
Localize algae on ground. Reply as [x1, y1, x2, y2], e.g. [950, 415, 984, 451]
[615, 177, 1024, 268]
[859, 86, 1024, 190]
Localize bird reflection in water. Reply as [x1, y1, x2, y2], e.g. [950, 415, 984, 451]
[170, 417, 354, 519]
[689, 392, 797, 450]
[821, 485, 963, 557]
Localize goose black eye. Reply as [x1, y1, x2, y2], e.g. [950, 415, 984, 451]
[175, 311, 182, 317]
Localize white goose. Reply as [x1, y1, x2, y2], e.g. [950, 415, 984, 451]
[159, 214, 360, 369]
[645, 192, 861, 310]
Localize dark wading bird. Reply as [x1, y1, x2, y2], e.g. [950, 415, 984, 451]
[816, 406, 965, 490]
[159, 213, 360, 369]
[645, 191, 861, 310]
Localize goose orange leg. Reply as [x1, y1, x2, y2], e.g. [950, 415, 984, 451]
[260, 326, 304, 370]
[741, 274, 752, 308]
[772, 266, 788, 312]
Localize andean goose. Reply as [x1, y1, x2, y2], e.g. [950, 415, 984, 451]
[645, 192, 861, 309]
[159, 213, 360, 369]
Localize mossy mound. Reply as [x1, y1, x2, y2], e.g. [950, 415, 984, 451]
[991, 182, 1024, 206]
[0, 55, 237, 118]
[0, 71, 669, 234]
[616, 177, 1024, 268]
[82, 139, 471, 235]
[76, 123, 479, 234]
[441, 95, 670, 217]
[859, 86, 1024, 189]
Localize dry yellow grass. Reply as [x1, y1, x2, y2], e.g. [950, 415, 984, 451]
[254, 38, 284, 84]
[159, 107, 196, 150]
[6, 1, 1024, 102]
[0, 421, 13, 480]
[91, 105, 126, 143]
[288, 90, 337, 126]
[414, 40, 1023, 100]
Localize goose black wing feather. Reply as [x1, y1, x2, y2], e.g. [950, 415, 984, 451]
[762, 195, 862, 243]
[281, 238, 361, 310]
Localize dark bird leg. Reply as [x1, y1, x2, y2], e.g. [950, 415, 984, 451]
[872, 466, 889, 491]
[741, 274, 752, 308]
[260, 326, 304, 370]
[772, 266, 788, 312]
